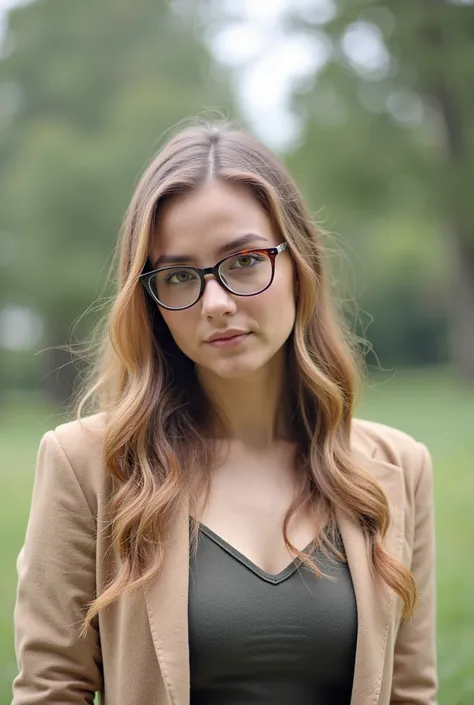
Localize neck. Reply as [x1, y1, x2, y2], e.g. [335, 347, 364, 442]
[196, 347, 292, 450]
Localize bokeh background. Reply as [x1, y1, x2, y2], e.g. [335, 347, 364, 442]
[1, 1, 473, 703]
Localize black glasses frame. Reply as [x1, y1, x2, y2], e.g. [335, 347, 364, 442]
[139, 242, 289, 311]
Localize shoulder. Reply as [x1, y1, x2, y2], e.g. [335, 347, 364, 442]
[52, 411, 107, 464]
[351, 416, 433, 494]
[42, 411, 109, 516]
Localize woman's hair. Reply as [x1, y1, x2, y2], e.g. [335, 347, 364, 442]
[75, 118, 416, 634]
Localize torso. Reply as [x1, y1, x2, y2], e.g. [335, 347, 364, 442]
[190, 439, 321, 575]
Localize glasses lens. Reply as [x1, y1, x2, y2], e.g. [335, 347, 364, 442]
[152, 268, 201, 308]
[219, 251, 272, 295]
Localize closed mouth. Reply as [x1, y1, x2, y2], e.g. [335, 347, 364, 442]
[205, 331, 250, 343]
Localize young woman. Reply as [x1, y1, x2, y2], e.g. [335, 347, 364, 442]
[13, 121, 437, 704]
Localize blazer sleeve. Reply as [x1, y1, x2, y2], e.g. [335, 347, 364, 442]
[12, 429, 103, 704]
[391, 442, 438, 704]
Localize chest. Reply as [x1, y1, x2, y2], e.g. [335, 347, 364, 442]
[188, 521, 357, 703]
[190, 448, 321, 576]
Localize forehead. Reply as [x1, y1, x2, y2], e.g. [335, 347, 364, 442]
[150, 180, 277, 262]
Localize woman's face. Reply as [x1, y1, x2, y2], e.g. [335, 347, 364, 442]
[149, 180, 297, 381]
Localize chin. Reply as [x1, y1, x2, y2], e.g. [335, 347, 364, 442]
[202, 350, 271, 381]
[215, 367, 257, 381]
[207, 362, 258, 380]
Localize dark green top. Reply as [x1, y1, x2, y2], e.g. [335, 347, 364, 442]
[188, 520, 357, 704]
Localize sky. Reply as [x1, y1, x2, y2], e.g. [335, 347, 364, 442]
[206, 0, 340, 146]
[210, 0, 332, 148]
[0, 0, 28, 37]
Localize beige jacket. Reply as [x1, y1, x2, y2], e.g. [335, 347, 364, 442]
[12, 413, 437, 704]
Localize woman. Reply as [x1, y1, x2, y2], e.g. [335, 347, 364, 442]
[13, 120, 437, 704]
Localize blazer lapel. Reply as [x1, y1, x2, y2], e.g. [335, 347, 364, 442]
[143, 494, 191, 705]
[340, 431, 406, 705]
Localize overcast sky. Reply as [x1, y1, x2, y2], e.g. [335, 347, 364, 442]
[210, 0, 333, 147]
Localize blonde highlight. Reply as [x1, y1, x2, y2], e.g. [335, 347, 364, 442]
[72, 118, 416, 637]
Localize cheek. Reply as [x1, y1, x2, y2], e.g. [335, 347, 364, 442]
[262, 267, 296, 315]
[160, 309, 197, 352]
[251, 276, 297, 336]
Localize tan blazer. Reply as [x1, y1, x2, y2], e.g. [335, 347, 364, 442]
[12, 413, 437, 705]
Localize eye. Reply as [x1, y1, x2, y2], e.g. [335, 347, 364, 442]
[163, 269, 197, 285]
[230, 253, 264, 269]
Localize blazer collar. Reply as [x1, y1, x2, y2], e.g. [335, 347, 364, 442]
[143, 427, 405, 705]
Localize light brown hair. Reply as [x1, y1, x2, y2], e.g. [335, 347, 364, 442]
[76, 119, 416, 634]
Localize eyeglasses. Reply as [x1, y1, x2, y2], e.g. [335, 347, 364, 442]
[139, 242, 288, 311]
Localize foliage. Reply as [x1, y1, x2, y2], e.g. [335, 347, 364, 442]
[0, 0, 235, 399]
[284, 0, 474, 375]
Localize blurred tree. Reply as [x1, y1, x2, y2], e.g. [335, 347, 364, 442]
[0, 0, 235, 402]
[284, 0, 474, 379]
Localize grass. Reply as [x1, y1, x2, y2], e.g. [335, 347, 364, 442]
[1, 368, 473, 704]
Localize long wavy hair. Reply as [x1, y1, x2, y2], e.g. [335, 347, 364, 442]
[76, 118, 416, 634]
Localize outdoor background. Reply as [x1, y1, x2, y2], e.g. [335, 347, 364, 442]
[1, 1, 473, 703]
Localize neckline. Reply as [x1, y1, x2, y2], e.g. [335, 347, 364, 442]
[195, 520, 316, 585]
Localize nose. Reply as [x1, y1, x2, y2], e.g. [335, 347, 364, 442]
[200, 274, 237, 318]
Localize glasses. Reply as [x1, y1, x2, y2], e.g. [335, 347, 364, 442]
[139, 242, 288, 311]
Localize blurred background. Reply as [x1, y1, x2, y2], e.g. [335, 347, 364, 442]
[0, 0, 473, 702]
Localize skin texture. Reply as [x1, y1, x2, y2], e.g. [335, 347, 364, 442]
[150, 180, 297, 448]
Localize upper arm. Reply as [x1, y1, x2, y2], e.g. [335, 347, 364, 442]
[12, 430, 103, 704]
[391, 442, 438, 704]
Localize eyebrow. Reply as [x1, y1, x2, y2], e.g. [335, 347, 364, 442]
[152, 233, 269, 268]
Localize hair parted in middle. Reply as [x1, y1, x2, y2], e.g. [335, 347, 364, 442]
[76, 118, 416, 635]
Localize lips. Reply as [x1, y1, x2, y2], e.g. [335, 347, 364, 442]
[205, 330, 249, 343]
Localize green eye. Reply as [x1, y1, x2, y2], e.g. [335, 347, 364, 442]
[164, 270, 196, 284]
[230, 254, 264, 269]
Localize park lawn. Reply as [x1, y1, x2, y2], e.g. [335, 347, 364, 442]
[1, 369, 473, 704]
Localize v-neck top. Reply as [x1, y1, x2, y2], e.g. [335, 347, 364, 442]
[188, 520, 357, 704]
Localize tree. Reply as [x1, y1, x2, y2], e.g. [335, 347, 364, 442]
[0, 0, 235, 401]
[285, 0, 474, 378]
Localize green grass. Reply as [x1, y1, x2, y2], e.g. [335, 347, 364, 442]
[1, 369, 473, 704]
